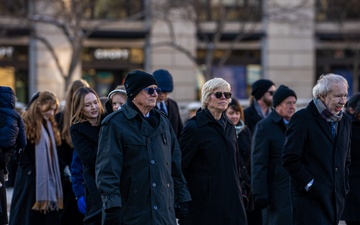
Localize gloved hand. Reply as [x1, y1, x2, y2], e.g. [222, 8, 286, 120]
[104, 207, 122, 225]
[175, 201, 189, 219]
[77, 196, 86, 215]
[254, 194, 269, 210]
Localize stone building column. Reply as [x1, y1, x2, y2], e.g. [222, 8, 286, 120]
[262, 0, 315, 99]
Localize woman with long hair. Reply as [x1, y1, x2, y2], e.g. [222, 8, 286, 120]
[70, 87, 104, 225]
[9, 91, 63, 225]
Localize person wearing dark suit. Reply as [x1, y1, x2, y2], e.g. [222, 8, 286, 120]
[282, 74, 351, 225]
[153, 69, 183, 138]
[70, 87, 105, 225]
[341, 93, 360, 225]
[244, 79, 275, 133]
[251, 85, 297, 225]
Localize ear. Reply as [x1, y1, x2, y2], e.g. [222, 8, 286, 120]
[319, 94, 326, 102]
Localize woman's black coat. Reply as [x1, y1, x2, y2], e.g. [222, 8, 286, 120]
[70, 121, 102, 224]
[179, 108, 247, 225]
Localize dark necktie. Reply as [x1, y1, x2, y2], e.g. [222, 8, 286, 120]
[159, 102, 167, 115]
[330, 122, 336, 138]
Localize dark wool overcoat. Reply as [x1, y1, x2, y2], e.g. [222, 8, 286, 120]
[244, 102, 263, 134]
[9, 142, 61, 225]
[179, 108, 247, 225]
[95, 104, 191, 225]
[251, 110, 292, 225]
[341, 119, 360, 221]
[162, 98, 183, 138]
[282, 101, 351, 225]
[70, 121, 102, 224]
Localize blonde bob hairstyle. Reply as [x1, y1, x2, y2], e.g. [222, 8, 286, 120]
[201, 77, 231, 109]
[23, 91, 61, 145]
[70, 87, 104, 125]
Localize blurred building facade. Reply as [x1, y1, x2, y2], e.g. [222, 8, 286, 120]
[0, 0, 359, 105]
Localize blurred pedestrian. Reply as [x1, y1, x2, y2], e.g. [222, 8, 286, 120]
[244, 79, 276, 133]
[251, 85, 297, 225]
[185, 101, 201, 122]
[70, 87, 105, 225]
[179, 78, 247, 225]
[153, 69, 183, 138]
[0, 86, 26, 224]
[55, 79, 88, 224]
[282, 74, 351, 225]
[10, 91, 63, 225]
[104, 85, 127, 114]
[96, 70, 191, 225]
[225, 98, 252, 208]
[341, 93, 360, 225]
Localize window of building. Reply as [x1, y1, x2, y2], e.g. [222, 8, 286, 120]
[316, 0, 360, 21]
[194, 0, 262, 22]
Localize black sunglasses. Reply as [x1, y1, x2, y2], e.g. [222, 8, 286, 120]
[267, 91, 274, 96]
[143, 87, 161, 95]
[212, 92, 232, 99]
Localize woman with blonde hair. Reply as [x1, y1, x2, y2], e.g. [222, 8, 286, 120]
[55, 79, 88, 224]
[9, 91, 63, 225]
[70, 87, 104, 225]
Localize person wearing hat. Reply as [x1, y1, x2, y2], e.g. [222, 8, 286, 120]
[153, 69, 183, 138]
[104, 85, 127, 114]
[96, 70, 191, 225]
[251, 85, 297, 225]
[341, 92, 360, 225]
[282, 74, 351, 225]
[244, 79, 276, 133]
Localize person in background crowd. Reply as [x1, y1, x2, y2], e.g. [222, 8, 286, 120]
[244, 79, 276, 133]
[186, 101, 201, 122]
[282, 74, 351, 225]
[96, 70, 191, 225]
[70, 87, 105, 225]
[179, 78, 247, 225]
[341, 92, 360, 225]
[55, 79, 88, 225]
[251, 85, 297, 225]
[10, 91, 63, 225]
[104, 85, 127, 114]
[225, 98, 252, 210]
[153, 69, 183, 138]
[0, 86, 27, 225]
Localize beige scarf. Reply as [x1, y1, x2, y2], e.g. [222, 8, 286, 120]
[32, 119, 63, 213]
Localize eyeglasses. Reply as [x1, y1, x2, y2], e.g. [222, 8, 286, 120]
[143, 87, 161, 95]
[267, 91, 274, 96]
[211, 92, 232, 99]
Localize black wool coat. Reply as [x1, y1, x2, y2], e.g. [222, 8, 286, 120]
[161, 98, 183, 138]
[341, 119, 360, 221]
[179, 108, 247, 225]
[282, 101, 351, 225]
[251, 110, 292, 225]
[70, 121, 102, 224]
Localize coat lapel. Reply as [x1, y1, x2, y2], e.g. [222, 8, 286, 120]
[309, 101, 334, 143]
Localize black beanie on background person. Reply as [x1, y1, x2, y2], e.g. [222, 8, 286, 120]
[273, 85, 297, 107]
[346, 93, 360, 109]
[124, 70, 158, 100]
[251, 79, 275, 100]
[153, 69, 174, 93]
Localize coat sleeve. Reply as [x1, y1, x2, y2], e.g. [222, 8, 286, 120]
[71, 150, 85, 198]
[251, 122, 270, 197]
[95, 120, 123, 210]
[178, 120, 200, 171]
[282, 112, 313, 191]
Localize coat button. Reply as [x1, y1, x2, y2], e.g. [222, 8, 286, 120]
[166, 161, 170, 165]
[335, 168, 339, 172]
[167, 183, 170, 188]
[151, 160, 155, 164]
[152, 183, 157, 187]
[154, 206, 158, 210]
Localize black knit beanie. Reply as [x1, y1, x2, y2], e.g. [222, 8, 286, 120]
[124, 70, 158, 100]
[153, 69, 174, 93]
[251, 79, 275, 100]
[346, 93, 360, 109]
[273, 85, 297, 107]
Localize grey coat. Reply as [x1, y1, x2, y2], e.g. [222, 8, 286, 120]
[96, 104, 191, 225]
[282, 101, 351, 225]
